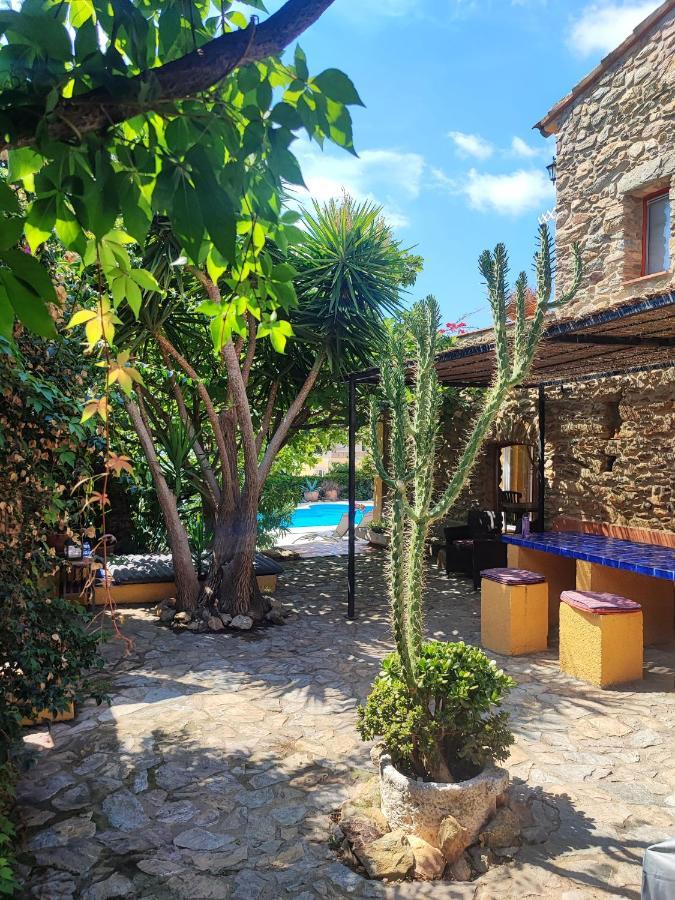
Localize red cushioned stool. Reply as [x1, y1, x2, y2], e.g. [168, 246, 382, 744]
[559, 590, 643, 688]
[480, 567, 548, 656]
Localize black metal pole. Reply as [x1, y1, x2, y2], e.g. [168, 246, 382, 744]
[347, 375, 356, 619]
[537, 383, 546, 532]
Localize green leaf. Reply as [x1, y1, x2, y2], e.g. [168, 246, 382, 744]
[25, 196, 56, 251]
[7, 147, 45, 182]
[0, 279, 13, 339]
[125, 277, 142, 317]
[0, 248, 57, 302]
[0, 181, 19, 214]
[312, 69, 364, 106]
[0, 217, 24, 250]
[294, 44, 309, 81]
[0, 270, 55, 338]
[129, 268, 160, 292]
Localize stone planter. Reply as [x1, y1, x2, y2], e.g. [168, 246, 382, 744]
[303, 491, 319, 502]
[379, 753, 508, 847]
[323, 489, 339, 501]
[368, 530, 389, 548]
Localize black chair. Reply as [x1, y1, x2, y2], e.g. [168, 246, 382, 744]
[444, 509, 507, 590]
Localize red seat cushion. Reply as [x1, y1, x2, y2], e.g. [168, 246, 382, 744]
[481, 567, 546, 586]
[560, 590, 641, 614]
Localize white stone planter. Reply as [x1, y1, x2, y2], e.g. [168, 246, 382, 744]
[379, 753, 508, 846]
[368, 530, 389, 547]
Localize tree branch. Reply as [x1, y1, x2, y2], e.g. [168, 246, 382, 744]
[241, 314, 257, 388]
[2, 0, 336, 151]
[255, 380, 279, 454]
[258, 351, 325, 486]
[154, 331, 234, 508]
[162, 358, 222, 511]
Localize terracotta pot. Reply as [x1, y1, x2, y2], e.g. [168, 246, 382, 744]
[304, 491, 320, 502]
[324, 489, 339, 501]
[379, 753, 508, 846]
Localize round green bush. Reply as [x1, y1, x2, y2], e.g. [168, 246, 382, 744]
[357, 641, 515, 782]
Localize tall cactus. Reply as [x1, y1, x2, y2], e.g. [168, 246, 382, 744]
[370, 225, 581, 685]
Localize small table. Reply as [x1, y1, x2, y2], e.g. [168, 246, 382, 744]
[59, 558, 99, 609]
[502, 532, 674, 645]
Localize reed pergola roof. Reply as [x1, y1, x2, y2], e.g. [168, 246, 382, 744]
[351, 291, 675, 389]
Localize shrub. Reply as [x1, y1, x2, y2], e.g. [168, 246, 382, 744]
[320, 479, 340, 497]
[357, 642, 515, 782]
[321, 461, 373, 501]
[369, 518, 389, 534]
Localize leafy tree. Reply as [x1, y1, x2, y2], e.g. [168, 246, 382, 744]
[0, 0, 398, 619]
[111, 198, 420, 616]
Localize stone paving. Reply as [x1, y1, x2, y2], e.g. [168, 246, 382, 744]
[17, 553, 675, 899]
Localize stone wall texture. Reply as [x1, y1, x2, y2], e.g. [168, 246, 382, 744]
[553, 6, 675, 315]
[435, 368, 674, 533]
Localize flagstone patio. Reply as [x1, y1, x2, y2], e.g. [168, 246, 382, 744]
[17, 553, 675, 899]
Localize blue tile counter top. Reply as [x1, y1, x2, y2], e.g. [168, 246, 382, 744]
[502, 532, 675, 581]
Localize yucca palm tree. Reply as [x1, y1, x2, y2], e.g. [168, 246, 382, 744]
[122, 197, 420, 616]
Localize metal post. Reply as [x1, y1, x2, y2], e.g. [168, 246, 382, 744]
[537, 383, 546, 532]
[347, 375, 356, 619]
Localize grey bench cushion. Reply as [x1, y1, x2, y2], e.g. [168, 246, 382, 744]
[105, 552, 282, 585]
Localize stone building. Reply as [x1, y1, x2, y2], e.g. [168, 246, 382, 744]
[434, 1, 674, 539]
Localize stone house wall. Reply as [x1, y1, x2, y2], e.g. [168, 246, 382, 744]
[552, 6, 675, 316]
[435, 368, 674, 532]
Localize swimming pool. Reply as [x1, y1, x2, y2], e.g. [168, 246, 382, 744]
[289, 501, 374, 529]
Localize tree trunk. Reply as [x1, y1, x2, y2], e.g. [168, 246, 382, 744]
[199, 499, 270, 620]
[125, 397, 199, 612]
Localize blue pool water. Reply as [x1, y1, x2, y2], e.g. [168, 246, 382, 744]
[289, 501, 374, 529]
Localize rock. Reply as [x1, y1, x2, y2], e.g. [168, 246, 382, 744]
[479, 807, 521, 849]
[340, 812, 386, 850]
[467, 845, 490, 876]
[265, 611, 286, 626]
[101, 788, 149, 831]
[173, 827, 236, 851]
[369, 742, 386, 766]
[82, 873, 135, 899]
[447, 852, 472, 882]
[351, 777, 381, 811]
[219, 614, 233, 626]
[207, 616, 224, 632]
[407, 834, 445, 880]
[186, 621, 200, 632]
[52, 783, 91, 811]
[159, 607, 175, 623]
[174, 611, 191, 624]
[230, 615, 253, 631]
[353, 829, 414, 880]
[437, 814, 469, 863]
[28, 816, 96, 850]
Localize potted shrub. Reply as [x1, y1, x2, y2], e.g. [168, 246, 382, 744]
[302, 478, 320, 502]
[367, 519, 389, 547]
[320, 479, 340, 501]
[355, 229, 580, 868]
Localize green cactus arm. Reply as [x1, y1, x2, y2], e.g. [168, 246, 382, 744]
[513, 271, 528, 363]
[549, 242, 583, 308]
[428, 377, 511, 522]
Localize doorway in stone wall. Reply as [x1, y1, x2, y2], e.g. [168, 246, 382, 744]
[497, 443, 536, 531]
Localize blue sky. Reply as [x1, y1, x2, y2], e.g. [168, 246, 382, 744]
[271, 0, 661, 328]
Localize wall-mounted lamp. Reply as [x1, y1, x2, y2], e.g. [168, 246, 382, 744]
[546, 157, 557, 184]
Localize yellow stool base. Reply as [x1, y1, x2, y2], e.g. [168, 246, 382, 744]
[481, 578, 548, 656]
[559, 603, 643, 688]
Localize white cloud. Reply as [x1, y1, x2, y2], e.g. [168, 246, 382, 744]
[511, 136, 543, 159]
[433, 167, 554, 216]
[568, 1, 661, 56]
[448, 131, 494, 160]
[291, 140, 425, 229]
